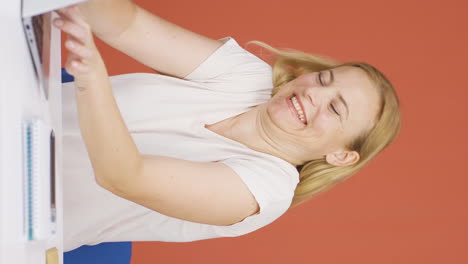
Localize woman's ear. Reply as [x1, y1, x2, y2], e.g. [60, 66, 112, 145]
[325, 151, 360, 166]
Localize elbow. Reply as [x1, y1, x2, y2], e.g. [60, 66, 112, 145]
[94, 174, 128, 198]
[95, 174, 113, 191]
[93, 162, 144, 198]
[93, 154, 144, 189]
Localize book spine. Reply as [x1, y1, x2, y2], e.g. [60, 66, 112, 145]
[22, 118, 53, 241]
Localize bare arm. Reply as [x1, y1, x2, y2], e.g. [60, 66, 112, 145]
[77, 0, 224, 78]
[77, 0, 137, 38]
[56, 4, 259, 226]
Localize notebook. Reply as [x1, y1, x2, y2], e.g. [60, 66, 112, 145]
[22, 118, 56, 241]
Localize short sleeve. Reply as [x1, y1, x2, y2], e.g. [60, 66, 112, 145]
[184, 36, 273, 93]
[210, 157, 299, 236]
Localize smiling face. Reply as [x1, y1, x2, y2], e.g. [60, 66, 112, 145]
[260, 65, 381, 165]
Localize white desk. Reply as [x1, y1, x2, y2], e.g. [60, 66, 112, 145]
[0, 1, 63, 263]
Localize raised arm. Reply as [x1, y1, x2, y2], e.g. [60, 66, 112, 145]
[55, 5, 259, 226]
[77, 0, 224, 78]
[77, 0, 137, 38]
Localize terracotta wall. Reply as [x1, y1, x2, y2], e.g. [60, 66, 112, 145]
[62, 0, 468, 263]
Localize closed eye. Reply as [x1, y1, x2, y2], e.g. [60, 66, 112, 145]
[330, 103, 340, 116]
[318, 71, 332, 86]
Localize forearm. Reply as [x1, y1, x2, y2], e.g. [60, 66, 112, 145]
[77, 0, 137, 39]
[56, 4, 141, 187]
[74, 74, 142, 186]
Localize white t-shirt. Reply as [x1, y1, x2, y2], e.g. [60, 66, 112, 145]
[62, 36, 300, 252]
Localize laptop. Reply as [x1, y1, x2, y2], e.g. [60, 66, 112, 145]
[22, 0, 85, 100]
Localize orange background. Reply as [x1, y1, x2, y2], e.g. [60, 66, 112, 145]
[62, 0, 468, 263]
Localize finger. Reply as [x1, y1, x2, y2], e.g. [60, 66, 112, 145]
[65, 52, 81, 68]
[54, 8, 79, 27]
[65, 57, 88, 75]
[71, 60, 89, 73]
[54, 18, 90, 45]
[54, 9, 72, 21]
[58, 5, 89, 29]
[65, 39, 93, 59]
[55, 6, 76, 22]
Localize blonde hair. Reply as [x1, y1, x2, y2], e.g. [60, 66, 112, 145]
[245, 40, 401, 208]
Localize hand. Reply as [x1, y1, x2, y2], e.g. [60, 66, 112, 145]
[53, 5, 108, 89]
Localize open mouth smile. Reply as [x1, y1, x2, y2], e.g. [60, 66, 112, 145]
[286, 94, 307, 125]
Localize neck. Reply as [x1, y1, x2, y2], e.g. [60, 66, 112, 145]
[222, 105, 304, 166]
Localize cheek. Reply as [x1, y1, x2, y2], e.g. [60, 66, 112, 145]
[295, 74, 316, 86]
[312, 113, 338, 133]
[308, 118, 345, 151]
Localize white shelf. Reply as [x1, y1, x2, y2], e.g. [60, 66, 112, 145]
[0, 1, 63, 263]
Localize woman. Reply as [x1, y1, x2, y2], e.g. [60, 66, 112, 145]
[56, 1, 400, 252]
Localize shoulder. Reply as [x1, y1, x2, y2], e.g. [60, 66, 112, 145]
[220, 156, 299, 204]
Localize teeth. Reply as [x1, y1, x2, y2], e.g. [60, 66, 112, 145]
[291, 96, 306, 123]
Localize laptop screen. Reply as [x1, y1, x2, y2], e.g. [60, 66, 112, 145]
[23, 12, 51, 99]
[22, 0, 85, 99]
